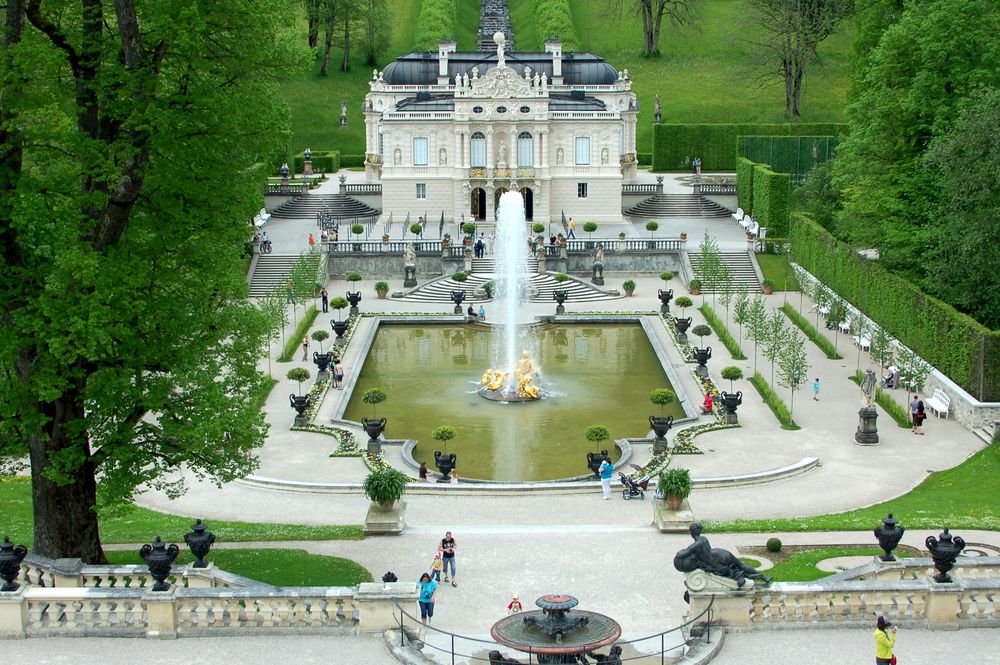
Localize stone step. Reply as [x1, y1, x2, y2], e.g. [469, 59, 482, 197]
[398, 272, 619, 303]
[625, 194, 731, 218]
[271, 194, 380, 220]
[248, 255, 299, 298]
[688, 251, 761, 292]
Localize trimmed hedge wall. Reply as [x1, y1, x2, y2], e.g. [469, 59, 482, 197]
[536, 0, 579, 50]
[340, 154, 365, 168]
[637, 152, 652, 166]
[292, 150, 340, 174]
[413, 0, 457, 51]
[736, 157, 755, 212]
[738, 135, 839, 185]
[751, 165, 790, 236]
[790, 213, 1000, 401]
[652, 123, 849, 172]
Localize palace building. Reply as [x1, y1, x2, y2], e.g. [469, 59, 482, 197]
[363, 34, 639, 226]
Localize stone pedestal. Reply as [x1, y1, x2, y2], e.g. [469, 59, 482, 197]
[685, 571, 752, 627]
[925, 581, 961, 628]
[653, 437, 669, 456]
[280, 175, 290, 191]
[591, 263, 604, 286]
[357, 582, 420, 632]
[185, 563, 215, 588]
[0, 587, 27, 637]
[695, 364, 708, 379]
[367, 439, 382, 456]
[677, 333, 689, 345]
[304, 159, 313, 176]
[855, 406, 879, 445]
[364, 500, 406, 536]
[653, 498, 693, 533]
[463, 249, 473, 272]
[724, 412, 739, 425]
[556, 304, 565, 315]
[294, 414, 309, 427]
[403, 265, 417, 288]
[144, 590, 178, 638]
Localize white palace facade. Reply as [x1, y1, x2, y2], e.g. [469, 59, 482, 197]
[363, 36, 639, 225]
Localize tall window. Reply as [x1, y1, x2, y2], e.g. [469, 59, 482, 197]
[517, 132, 533, 168]
[575, 137, 590, 165]
[412, 137, 429, 166]
[378, 126, 384, 158]
[578, 183, 588, 198]
[416, 184, 427, 199]
[470, 132, 486, 167]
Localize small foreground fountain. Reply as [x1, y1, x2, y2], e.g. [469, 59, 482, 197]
[490, 594, 621, 664]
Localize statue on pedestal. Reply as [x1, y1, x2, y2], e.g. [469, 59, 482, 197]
[654, 94, 662, 123]
[855, 369, 880, 444]
[403, 243, 417, 287]
[674, 522, 771, 588]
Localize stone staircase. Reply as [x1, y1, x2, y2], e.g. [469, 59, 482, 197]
[478, 0, 514, 51]
[688, 251, 761, 292]
[470, 257, 539, 273]
[625, 194, 731, 218]
[248, 254, 299, 298]
[397, 272, 620, 304]
[271, 194, 379, 220]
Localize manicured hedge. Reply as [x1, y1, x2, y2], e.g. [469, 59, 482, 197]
[790, 213, 1000, 401]
[736, 157, 755, 212]
[651, 123, 849, 172]
[413, 0, 457, 51]
[536, 0, 579, 50]
[738, 135, 839, 185]
[292, 150, 340, 174]
[340, 154, 365, 168]
[637, 152, 652, 166]
[751, 165, 791, 236]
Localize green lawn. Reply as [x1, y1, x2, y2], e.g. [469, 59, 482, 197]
[707, 442, 1000, 532]
[766, 547, 893, 582]
[0, 478, 362, 547]
[756, 253, 800, 291]
[281, 0, 853, 160]
[105, 548, 372, 587]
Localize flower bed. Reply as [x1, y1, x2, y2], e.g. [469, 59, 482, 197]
[364, 451, 393, 472]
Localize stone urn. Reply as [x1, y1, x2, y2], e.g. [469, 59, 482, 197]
[649, 415, 674, 455]
[586, 449, 609, 479]
[0, 537, 28, 592]
[925, 528, 966, 583]
[434, 450, 457, 481]
[720, 391, 742, 425]
[313, 351, 333, 376]
[331, 318, 349, 343]
[693, 346, 712, 377]
[657, 288, 674, 314]
[183, 520, 216, 568]
[674, 317, 692, 344]
[139, 537, 180, 592]
[553, 289, 568, 315]
[289, 394, 311, 425]
[362, 417, 387, 454]
[346, 291, 362, 317]
[873, 513, 905, 562]
[451, 290, 466, 315]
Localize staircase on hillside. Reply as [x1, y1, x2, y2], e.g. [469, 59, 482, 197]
[688, 251, 761, 292]
[470, 257, 539, 274]
[248, 254, 299, 298]
[271, 194, 379, 220]
[399, 272, 619, 304]
[625, 194, 731, 218]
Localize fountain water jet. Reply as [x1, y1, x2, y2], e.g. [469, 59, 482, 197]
[479, 191, 543, 402]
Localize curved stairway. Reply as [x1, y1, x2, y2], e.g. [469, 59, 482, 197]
[688, 251, 761, 292]
[625, 194, 731, 218]
[396, 272, 621, 304]
[271, 194, 379, 220]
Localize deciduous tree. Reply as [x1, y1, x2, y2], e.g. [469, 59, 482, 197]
[609, 0, 697, 57]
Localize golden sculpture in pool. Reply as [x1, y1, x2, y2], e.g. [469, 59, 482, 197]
[481, 351, 541, 400]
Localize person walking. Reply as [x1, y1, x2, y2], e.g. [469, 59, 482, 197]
[567, 217, 576, 239]
[321, 288, 329, 313]
[599, 457, 614, 500]
[440, 531, 457, 587]
[915, 399, 926, 435]
[812, 377, 821, 401]
[910, 394, 920, 434]
[418, 572, 438, 624]
[332, 360, 345, 389]
[301, 334, 309, 361]
[873, 616, 897, 665]
[430, 551, 443, 582]
[308, 232, 315, 248]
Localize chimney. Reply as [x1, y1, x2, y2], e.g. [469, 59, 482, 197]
[545, 40, 563, 85]
[438, 40, 457, 85]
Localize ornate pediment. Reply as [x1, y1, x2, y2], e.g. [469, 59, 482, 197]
[469, 65, 533, 99]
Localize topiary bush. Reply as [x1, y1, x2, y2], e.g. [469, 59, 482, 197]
[553, 272, 569, 282]
[362, 387, 386, 417]
[452, 271, 468, 282]
[410, 223, 423, 235]
[413, 0, 457, 51]
[766, 537, 783, 553]
[649, 388, 676, 414]
[346, 272, 363, 282]
[752, 165, 791, 236]
[535, 0, 579, 50]
[351, 224, 364, 236]
[287, 367, 311, 393]
[532, 223, 545, 234]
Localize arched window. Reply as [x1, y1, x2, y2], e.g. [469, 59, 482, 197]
[516, 132, 533, 168]
[470, 132, 486, 168]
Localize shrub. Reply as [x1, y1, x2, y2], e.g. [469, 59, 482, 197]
[535, 0, 579, 50]
[346, 272, 363, 282]
[311, 329, 330, 351]
[691, 324, 712, 341]
[751, 165, 791, 236]
[287, 367, 311, 393]
[721, 366, 744, 391]
[689, 279, 702, 292]
[278, 306, 319, 362]
[736, 157, 756, 212]
[532, 223, 545, 234]
[483, 281, 495, 298]
[340, 154, 365, 168]
[780, 304, 842, 360]
[651, 123, 849, 172]
[646, 221, 659, 234]
[410, 223, 422, 235]
[584, 425, 610, 444]
[351, 224, 364, 235]
[554, 273, 570, 282]
[649, 388, 676, 414]
[462, 222, 476, 235]
[766, 537, 783, 553]
[623, 279, 636, 291]
[452, 271, 468, 282]
[292, 150, 340, 173]
[583, 222, 598, 234]
[362, 387, 386, 417]
[432, 425, 456, 444]
[658, 468, 692, 500]
[748, 372, 799, 430]
[374, 281, 389, 293]
[699, 304, 747, 360]
[362, 468, 409, 506]
[637, 152, 652, 165]
[660, 271, 673, 282]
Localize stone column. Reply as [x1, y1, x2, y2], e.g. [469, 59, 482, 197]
[688, 589, 751, 628]
[925, 582, 961, 627]
[509, 128, 517, 170]
[486, 184, 496, 223]
[144, 590, 179, 638]
[534, 130, 542, 168]
[486, 129, 494, 176]
[0, 587, 27, 637]
[356, 582, 421, 633]
[540, 130, 549, 168]
[455, 131, 463, 171]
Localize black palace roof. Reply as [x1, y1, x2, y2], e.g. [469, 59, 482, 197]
[382, 51, 620, 87]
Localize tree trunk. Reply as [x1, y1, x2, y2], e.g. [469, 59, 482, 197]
[788, 64, 804, 118]
[307, 0, 320, 48]
[642, 6, 656, 56]
[340, 4, 351, 72]
[28, 395, 105, 563]
[320, 9, 335, 76]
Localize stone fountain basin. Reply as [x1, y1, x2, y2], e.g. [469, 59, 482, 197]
[490, 610, 621, 656]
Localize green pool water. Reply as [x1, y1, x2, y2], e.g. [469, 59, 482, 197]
[342, 323, 684, 481]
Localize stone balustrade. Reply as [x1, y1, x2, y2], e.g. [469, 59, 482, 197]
[688, 557, 1000, 630]
[2, 556, 418, 638]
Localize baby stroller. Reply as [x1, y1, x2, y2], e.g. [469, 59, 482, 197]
[620, 472, 647, 500]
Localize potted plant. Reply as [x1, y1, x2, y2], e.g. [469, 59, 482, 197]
[442, 233, 452, 248]
[462, 222, 476, 245]
[374, 281, 389, 299]
[432, 425, 457, 479]
[721, 366, 744, 392]
[346, 272, 363, 284]
[645, 221, 659, 248]
[658, 468, 692, 510]
[287, 368, 312, 423]
[532, 223, 545, 235]
[482, 281, 495, 299]
[649, 388, 676, 448]
[362, 467, 408, 510]
[762, 279, 775, 295]
[689, 279, 702, 295]
[351, 224, 365, 251]
[553, 272, 570, 283]
[361, 387, 388, 448]
[619, 232, 627, 241]
[584, 425, 611, 478]
[330, 296, 349, 340]
[382, 233, 390, 243]
[679, 232, 688, 241]
[623, 279, 636, 297]
[311, 330, 332, 374]
[410, 223, 422, 237]
[583, 222, 598, 246]
[287, 367, 311, 394]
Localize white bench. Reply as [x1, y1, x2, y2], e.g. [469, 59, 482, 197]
[732, 207, 744, 225]
[924, 388, 951, 419]
[253, 207, 271, 228]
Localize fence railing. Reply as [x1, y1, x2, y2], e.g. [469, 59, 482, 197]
[622, 184, 657, 194]
[344, 183, 382, 195]
[264, 183, 307, 195]
[697, 183, 736, 195]
[324, 240, 465, 258]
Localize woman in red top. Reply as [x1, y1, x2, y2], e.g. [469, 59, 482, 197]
[700, 394, 714, 415]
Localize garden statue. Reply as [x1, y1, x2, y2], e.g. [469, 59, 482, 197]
[403, 243, 417, 287]
[404, 243, 416, 267]
[340, 99, 348, 128]
[591, 244, 605, 286]
[674, 522, 772, 589]
[874, 513, 905, 562]
[925, 528, 966, 583]
[855, 368, 880, 445]
[861, 369, 877, 407]
[654, 94, 662, 123]
[594, 243, 604, 266]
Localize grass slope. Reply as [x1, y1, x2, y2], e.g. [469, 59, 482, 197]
[707, 442, 999, 532]
[756, 253, 799, 291]
[282, 0, 852, 159]
[105, 549, 372, 587]
[0, 478, 362, 547]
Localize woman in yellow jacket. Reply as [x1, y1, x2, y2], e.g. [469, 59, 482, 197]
[874, 616, 897, 664]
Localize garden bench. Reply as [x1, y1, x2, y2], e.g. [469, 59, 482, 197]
[732, 208, 744, 225]
[925, 388, 951, 419]
[253, 207, 271, 228]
